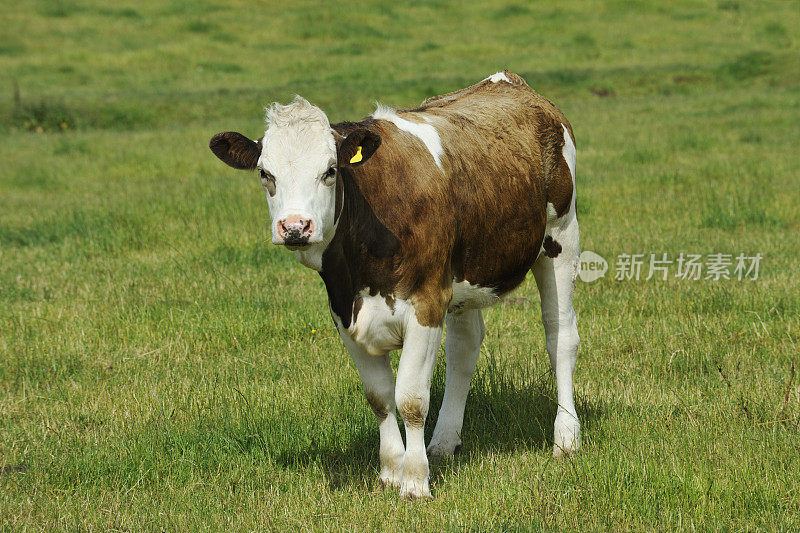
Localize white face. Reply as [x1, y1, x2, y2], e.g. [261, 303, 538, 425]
[256, 102, 339, 255]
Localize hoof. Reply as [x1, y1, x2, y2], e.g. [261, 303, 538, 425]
[552, 443, 579, 459]
[378, 469, 402, 490]
[426, 437, 462, 460]
[553, 410, 581, 458]
[399, 480, 432, 500]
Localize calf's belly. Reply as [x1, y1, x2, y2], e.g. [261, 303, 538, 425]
[447, 280, 500, 313]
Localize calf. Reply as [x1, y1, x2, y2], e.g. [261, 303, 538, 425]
[209, 71, 581, 499]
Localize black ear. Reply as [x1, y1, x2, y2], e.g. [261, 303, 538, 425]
[209, 131, 261, 170]
[337, 128, 381, 168]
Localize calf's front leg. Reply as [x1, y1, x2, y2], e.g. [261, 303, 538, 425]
[339, 332, 405, 488]
[395, 314, 443, 499]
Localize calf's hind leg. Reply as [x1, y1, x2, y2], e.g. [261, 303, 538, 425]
[532, 217, 581, 457]
[427, 309, 484, 459]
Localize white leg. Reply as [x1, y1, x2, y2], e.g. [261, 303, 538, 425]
[339, 331, 405, 488]
[427, 309, 484, 459]
[394, 314, 443, 499]
[533, 217, 581, 458]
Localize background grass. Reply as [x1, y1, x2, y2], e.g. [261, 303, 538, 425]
[1, 0, 799, 530]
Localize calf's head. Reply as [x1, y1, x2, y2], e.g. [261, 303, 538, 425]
[209, 96, 380, 259]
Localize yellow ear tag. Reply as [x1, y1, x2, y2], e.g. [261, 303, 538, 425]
[349, 145, 363, 164]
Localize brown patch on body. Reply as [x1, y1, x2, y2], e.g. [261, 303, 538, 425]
[539, 116, 574, 218]
[319, 164, 400, 329]
[398, 398, 426, 429]
[421, 71, 576, 220]
[411, 72, 576, 293]
[543, 235, 562, 258]
[320, 71, 575, 330]
[323, 119, 454, 329]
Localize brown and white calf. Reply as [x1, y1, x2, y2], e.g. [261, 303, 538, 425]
[209, 71, 581, 499]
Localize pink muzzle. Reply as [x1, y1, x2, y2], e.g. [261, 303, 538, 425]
[277, 215, 314, 245]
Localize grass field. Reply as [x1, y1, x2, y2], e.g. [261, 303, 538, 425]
[1, 0, 799, 529]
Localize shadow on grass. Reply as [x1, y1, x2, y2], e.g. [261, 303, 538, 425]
[270, 423, 381, 491]
[447, 356, 603, 453]
[269, 354, 604, 492]
[31, 357, 605, 494]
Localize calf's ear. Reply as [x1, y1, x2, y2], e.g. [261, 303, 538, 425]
[209, 132, 261, 170]
[337, 129, 381, 168]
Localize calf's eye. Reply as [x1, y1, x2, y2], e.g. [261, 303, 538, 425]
[322, 166, 336, 185]
[259, 169, 276, 196]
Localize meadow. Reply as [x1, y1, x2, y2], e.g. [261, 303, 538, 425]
[1, 0, 799, 529]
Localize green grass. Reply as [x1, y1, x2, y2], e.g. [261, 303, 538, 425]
[1, 0, 799, 529]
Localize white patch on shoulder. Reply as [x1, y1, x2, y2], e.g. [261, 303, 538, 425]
[484, 71, 511, 83]
[448, 280, 500, 313]
[372, 104, 444, 169]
